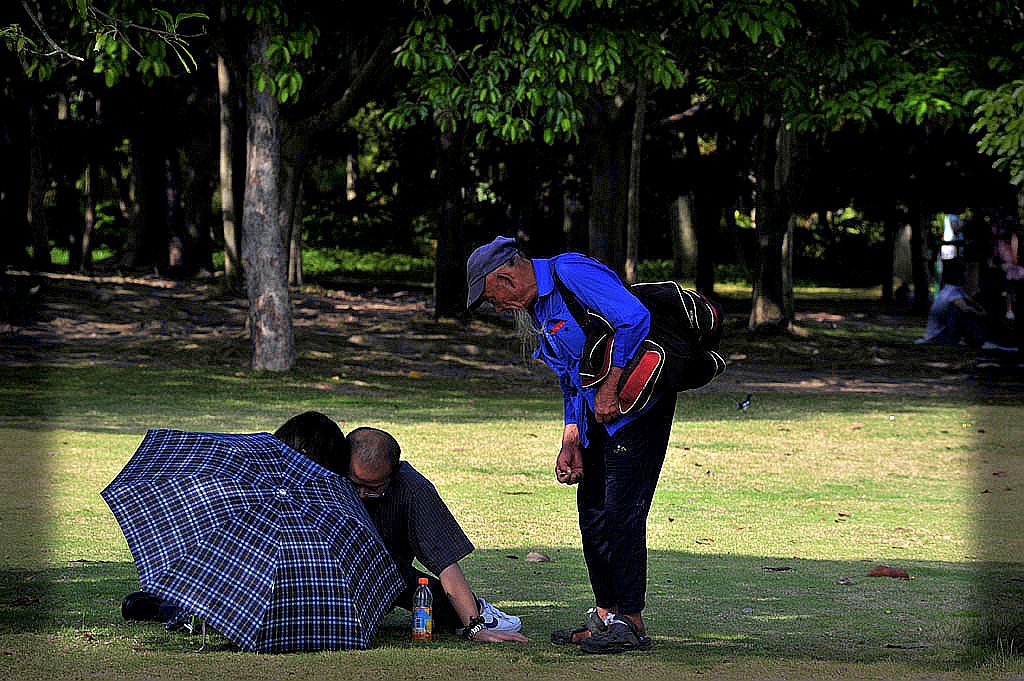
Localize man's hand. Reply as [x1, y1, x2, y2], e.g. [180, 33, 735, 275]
[555, 423, 583, 484]
[470, 628, 530, 643]
[593, 366, 624, 423]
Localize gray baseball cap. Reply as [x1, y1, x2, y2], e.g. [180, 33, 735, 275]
[466, 236, 518, 310]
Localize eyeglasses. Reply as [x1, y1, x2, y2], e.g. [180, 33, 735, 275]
[349, 476, 391, 499]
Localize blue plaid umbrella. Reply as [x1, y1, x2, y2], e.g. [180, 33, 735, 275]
[101, 429, 403, 652]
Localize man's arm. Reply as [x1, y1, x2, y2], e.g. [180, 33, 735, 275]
[438, 563, 529, 642]
[556, 422, 584, 484]
[952, 295, 987, 316]
[593, 366, 623, 423]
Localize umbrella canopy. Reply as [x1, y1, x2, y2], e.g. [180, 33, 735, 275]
[102, 429, 403, 652]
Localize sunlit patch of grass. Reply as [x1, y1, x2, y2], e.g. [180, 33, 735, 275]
[301, 247, 433, 282]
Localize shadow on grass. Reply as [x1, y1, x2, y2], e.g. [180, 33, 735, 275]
[1, 551, 1020, 668]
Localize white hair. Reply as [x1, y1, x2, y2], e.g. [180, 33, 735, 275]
[511, 308, 541, 360]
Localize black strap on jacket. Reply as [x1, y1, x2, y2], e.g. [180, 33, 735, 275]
[551, 269, 612, 334]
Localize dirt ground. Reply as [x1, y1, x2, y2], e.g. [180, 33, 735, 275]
[2, 268, 1022, 399]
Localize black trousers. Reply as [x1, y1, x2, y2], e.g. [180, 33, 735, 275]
[577, 392, 677, 614]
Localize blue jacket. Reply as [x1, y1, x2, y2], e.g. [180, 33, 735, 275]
[530, 253, 656, 446]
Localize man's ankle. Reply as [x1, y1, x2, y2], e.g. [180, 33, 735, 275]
[622, 612, 645, 635]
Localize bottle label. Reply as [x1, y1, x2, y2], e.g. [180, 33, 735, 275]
[412, 605, 432, 640]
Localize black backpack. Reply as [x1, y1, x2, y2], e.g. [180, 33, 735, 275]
[553, 272, 726, 414]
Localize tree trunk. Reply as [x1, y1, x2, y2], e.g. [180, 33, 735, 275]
[588, 134, 629, 274]
[584, 94, 629, 274]
[881, 212, 897, 303]
[1, 88, 31, 266]
[216, 7, 247, 289]
[910, 210, 932, 315]
[242, 23, 295, 371]
[686, 125, 717, 294]
[218, 53, 245, 287]
[669, 195, 698, 281]
[281, 161, 305, 287]
[624, 76, 646, 285]
[279, 157, 296, 271]
[288, 176, 305, 288]
[165, 156, 185, 276]
[79, 162, 98, 273]
[892, 221, 914, 300]
[346, 152, 358, 202]
[121, 119, 169, 273]
[782, 214, 796, 321]
[433, 123, 467, 319]
[559, 152, 588, 252]
[28, 102, 50, 269]
[182, 130, 216, 277]
[749, 113, 803, 331]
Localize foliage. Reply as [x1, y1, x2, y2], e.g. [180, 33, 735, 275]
[1, 0, 208, 83]
[385, 1, 694, 145]
[243, 1, 318, 104]
[48, 245, 114, 265]
[969, 78, 1024, 186]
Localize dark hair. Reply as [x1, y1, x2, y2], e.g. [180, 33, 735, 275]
[347, 426, 401, 470]
[274, 411, 349, 475]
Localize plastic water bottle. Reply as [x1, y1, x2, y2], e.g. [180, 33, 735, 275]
[411, 577, 433, 642]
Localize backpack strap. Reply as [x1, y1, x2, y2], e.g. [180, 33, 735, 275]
[552, 267, 615, 388]
[552, 268, 605, 333]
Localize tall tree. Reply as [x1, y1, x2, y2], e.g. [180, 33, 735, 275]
[242, 14, 293, 370]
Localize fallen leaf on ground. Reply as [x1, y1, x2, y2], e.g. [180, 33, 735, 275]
[867, 565, 910, 579]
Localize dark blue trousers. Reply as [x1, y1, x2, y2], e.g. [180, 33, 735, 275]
[577, 392, 677, 614]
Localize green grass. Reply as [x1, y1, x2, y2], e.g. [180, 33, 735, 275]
[1, 277, 1022, 680]
[300, 247, 433, 281]
[46, 247, 116, 267]
[2, 380, 1022, 679]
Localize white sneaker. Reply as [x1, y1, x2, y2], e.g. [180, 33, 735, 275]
[477, 597, 522, 632]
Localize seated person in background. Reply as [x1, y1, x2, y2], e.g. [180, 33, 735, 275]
[345, 426, 528, 643]
[919, 258, 1013, 350]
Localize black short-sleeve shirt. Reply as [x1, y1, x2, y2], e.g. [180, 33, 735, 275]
[363, 461, 474, 577]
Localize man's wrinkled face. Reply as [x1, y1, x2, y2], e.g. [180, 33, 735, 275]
[481, 266, 531, 312]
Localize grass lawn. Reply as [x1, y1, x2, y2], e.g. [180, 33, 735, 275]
[0, 269, 1022, 680]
